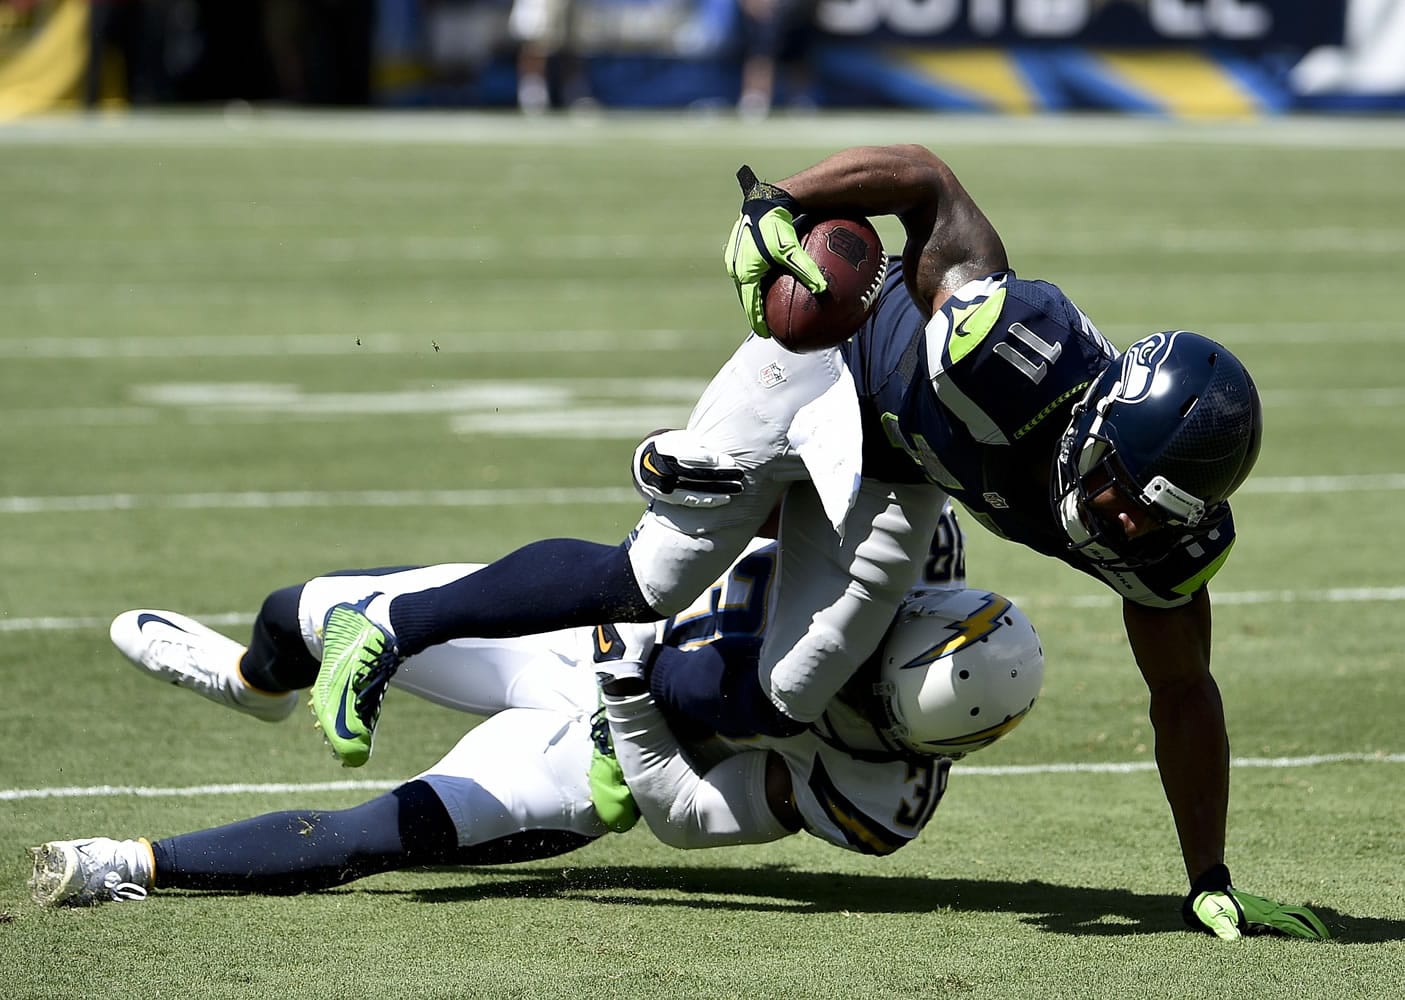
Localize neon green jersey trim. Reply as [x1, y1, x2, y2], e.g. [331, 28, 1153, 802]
[1174, 539, 1234, 596]
[946, 288, 1006, 365]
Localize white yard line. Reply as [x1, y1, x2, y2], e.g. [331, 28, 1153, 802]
[2, 323, 1401, 362]
[4, 753, 1402, 802]
[0, 330, 694, 359]
[2, 472, 1402, 517]
[7, 231, 1405, 266]
[1, 780, 400, 801]
[957, 753, 1405, 777]
[6, 583, 1405, 635]
[1236, 473, 1405, 494]
[1, 387, 1395, 432]
[0, 486, 641, 514]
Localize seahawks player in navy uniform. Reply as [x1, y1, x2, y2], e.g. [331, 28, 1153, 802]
[306, 144, 1326, 940]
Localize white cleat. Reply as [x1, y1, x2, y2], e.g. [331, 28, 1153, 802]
[110, 610, 298, 722]
[29, 838, 154, 907]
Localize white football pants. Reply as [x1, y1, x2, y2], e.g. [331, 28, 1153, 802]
[626, 334, 947, 722]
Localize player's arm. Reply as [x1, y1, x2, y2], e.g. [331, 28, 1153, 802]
[1123, 588, 1227, 884]
[1125, 589, 1330, 940]
[726, 145, 1008, 335]
[604, 688, 800, 847]
[775, 144, 1010, 316]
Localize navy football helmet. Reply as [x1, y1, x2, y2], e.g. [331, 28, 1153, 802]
[1053, 331, 1263, 570]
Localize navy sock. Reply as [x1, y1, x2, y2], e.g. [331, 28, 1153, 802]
[389, 538, 655, 657]
[239, 583, 316, 693]
[150, 781, 455, 893]
[648, 640, 805, 739]
[148, 780, 595, 894]
[239, 566, 428, 692]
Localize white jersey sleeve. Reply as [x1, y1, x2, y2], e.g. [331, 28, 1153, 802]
[606, 691, 796, 849]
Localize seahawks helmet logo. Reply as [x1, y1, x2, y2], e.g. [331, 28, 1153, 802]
[1115, 331, 1178, 404]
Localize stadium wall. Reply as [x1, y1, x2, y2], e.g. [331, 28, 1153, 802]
[3, 0, 1404, 117]
[376, 0, 1405, 114]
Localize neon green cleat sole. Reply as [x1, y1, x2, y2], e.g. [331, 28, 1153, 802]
[311, 601, 400, 768]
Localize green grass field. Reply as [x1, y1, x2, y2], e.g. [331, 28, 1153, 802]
[1, 112, 1403, 999]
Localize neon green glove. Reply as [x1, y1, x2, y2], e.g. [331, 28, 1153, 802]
[723, 165, 827, 338]
[1182, 865, 1330, 941]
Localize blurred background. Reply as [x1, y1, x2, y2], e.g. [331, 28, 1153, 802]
[1, 0, 1403, 118]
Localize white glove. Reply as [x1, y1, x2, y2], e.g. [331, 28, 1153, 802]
[632, 430, 744, 509]
[590, 621, 659, 692]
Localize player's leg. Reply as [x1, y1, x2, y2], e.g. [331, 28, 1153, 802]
[299, 570, 626, 716]
[311, 541, 662, 766]
[345, 333, 840, 660]
[313, 335, 840, 764]
[623, 333, 851, 618]
[112, 563, 607, 721]
[160, 706, 610, 894]
[647, 478, 947, 736]
[108, 605, 302, 723]
[109, 564, 486, 721]
[29, 708, 608, 906]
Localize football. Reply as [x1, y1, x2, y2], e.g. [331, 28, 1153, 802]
[763, 216, 887, 352]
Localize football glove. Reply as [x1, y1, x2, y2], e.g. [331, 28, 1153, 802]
[632, 430, 744, 509]
[1182, 864, 1330, 941]
[724, 165, 827, 339]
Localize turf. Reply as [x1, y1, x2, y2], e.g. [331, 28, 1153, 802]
[1, 112, 1403, 999]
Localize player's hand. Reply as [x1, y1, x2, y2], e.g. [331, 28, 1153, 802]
[1182, 866, 1330, 941]
[724, 165, 827, 338]
[632, 430, 744, 508]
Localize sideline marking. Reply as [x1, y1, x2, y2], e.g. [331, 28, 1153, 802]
[5, 753, 1402, 801]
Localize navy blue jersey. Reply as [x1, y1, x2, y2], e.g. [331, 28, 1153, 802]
[842, 259, 1237, 607]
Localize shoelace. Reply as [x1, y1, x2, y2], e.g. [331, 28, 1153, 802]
[102, 870, 148, 902]
[149, 638, 219, 693]
[352, 649, 401, 726]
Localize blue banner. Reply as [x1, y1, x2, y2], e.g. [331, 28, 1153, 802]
[815, 0, 1347, 50]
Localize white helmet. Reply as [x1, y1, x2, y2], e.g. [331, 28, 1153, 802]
[872, 588, 1044, 758]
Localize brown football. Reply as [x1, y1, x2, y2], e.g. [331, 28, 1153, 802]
[762, 216, 887, 352]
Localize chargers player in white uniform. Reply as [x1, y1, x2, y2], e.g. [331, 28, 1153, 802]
[30, 524, 1046, 905]
[303, 145, 1328, 940]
